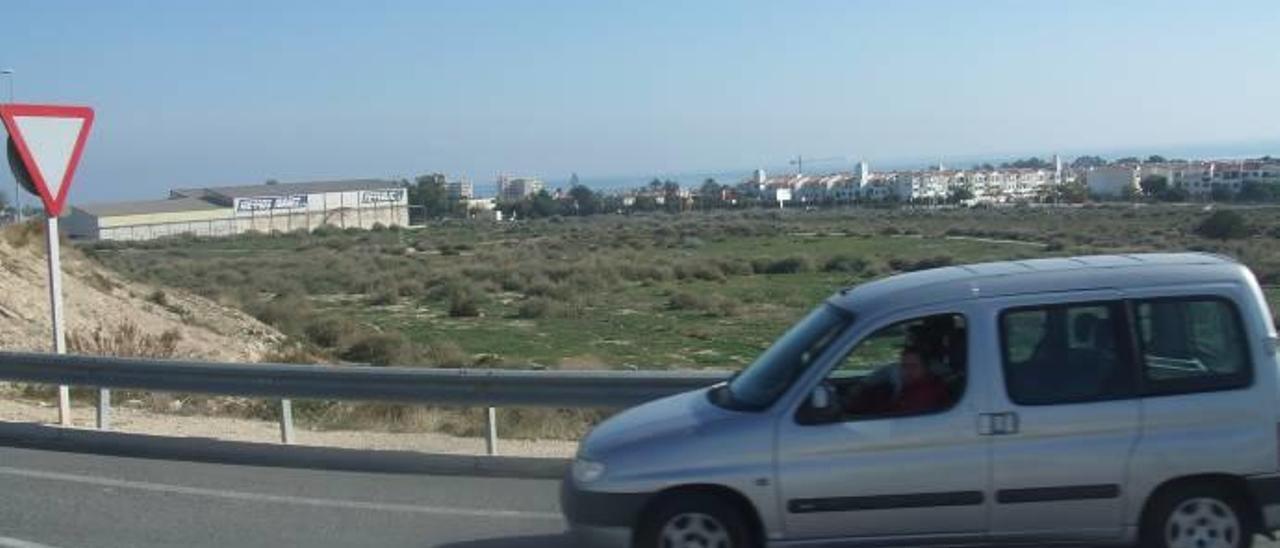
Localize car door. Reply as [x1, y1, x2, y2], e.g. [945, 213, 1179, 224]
[985, 290, 1141, 543]
[775, 305, 991, 542]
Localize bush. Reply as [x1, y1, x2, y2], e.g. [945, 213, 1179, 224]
[246, 294, 314, 335]
[753, 256, 814, 275]
[516, 297, 558, 319]
[888, 255, 955, 272]
[303, 315, 359, 349]
[423, 340, 469, 367]
[446, 282, 487, 317]
[146, 290, 169, 307]
[366, 287, 398, 306]
[1195, 210, 1250, 240]
[69, 322, 181, 359]
[822, 255, 870, 274]
[674, 260, 727, 282]
[340, 332, 417, 366]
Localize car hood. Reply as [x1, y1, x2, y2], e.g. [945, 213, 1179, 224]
[579, 387, 741, 459]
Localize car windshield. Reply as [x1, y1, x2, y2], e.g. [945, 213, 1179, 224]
[718, 304, 852, 410]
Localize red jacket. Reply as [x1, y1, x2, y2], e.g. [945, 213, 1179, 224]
[892, 376, 949, 414]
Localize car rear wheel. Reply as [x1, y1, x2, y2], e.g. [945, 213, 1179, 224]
[635, 492, 756, 548]
[1142, 484, 1252, 548]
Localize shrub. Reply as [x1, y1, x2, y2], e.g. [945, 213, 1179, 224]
[69, 322, 181, 359]
[674, 260, 727, 282]
[888, 255, 955, 272]
[423, 340, 469, 367]
[1195, 210, 1250, 240]
[246, 294, 314, 335]
[2, 220, 43, 249]
[618, 262, 674, 283]
[516, 297, 559, 319]
[303, 315, 359, 349]
[146, 290, 170, 307]
[340, 332, 417, 366]
[395, 279, 425, 298]
[446, 282, 486, 317]
[753, 256, 814, 275]
[822, 255, 870, 274]
[366, 287, 398, 306]
[679, 236, 705, 249]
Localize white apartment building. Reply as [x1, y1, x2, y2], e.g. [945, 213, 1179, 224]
[757, 165, 1056, 205]
[447, 181, 474, 200]
[1086, 165, 1141, 198]
[495, 176, 545, 202]
[1144, 160, 1280, 196]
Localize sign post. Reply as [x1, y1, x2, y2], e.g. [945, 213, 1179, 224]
[0, 104, 94, 428]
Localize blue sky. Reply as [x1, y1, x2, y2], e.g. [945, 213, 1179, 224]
[1, 0, 1277, 202]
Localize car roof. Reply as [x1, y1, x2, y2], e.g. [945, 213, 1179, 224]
[829, 252, 1249, 318]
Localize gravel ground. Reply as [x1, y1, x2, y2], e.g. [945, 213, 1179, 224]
[0, 396, 578, 458]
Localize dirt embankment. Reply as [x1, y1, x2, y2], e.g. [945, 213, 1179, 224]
[0, 223, 282, 360]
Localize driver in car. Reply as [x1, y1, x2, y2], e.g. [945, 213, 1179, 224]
[890, 347, 949, 414]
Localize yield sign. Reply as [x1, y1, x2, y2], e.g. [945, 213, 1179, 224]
[0, 104, 95, 217]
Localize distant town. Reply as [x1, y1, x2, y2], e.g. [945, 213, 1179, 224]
[38, 154, 1280, 242]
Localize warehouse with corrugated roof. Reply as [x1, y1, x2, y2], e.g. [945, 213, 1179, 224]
[63, 179, 408, 241]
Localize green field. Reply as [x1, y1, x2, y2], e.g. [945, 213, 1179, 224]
[82, 205, 1280, 371]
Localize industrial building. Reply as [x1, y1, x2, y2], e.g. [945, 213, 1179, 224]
[64, 179, 409, 241]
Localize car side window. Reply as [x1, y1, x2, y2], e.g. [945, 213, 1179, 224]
[1000, 301, 1135, 405]
[1135, 297, 1252, 394]
[821, 313, 967, 420]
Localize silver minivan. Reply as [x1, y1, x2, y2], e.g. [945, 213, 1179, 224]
[562, 253, 1280, 548]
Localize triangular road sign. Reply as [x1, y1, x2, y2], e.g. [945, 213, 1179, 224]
[0, 104, 94, 217]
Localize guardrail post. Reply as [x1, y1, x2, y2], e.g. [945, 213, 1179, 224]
[279, 399, 295, 445]
[57, 386, 70, 427]
[485, 406, 498, 456]
[96, 388, 110, 430]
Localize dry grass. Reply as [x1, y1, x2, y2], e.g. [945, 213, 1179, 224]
[69, 321, 182, 358]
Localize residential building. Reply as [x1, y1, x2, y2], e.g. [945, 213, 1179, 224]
[1086, 165, 1140, 198]
[447, 180, 474, 200]
[495, 176, 544, 202]
[1145, 160, 1280, 196]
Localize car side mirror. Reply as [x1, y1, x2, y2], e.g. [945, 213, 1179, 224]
[810, 384, 832, 410]
[798, 384, 840, 425]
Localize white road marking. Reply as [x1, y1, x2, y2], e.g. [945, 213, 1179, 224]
[0, 465, 561, 522]
[0, 536, 62, 548]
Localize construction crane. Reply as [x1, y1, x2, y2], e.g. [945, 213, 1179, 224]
[789, 155, 845, 175]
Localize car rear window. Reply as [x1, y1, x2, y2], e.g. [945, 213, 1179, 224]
[1135, 297, 1252, 395]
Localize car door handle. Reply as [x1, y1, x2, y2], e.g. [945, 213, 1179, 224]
[978, 412, 1020, 436]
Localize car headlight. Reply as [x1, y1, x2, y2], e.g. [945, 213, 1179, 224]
[572, 458, 606, 484]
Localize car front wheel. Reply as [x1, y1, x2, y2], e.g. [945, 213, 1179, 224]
[635, 492, 756, 548]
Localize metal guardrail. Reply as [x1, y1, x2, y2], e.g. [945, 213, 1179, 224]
[0, 351, 730, 454]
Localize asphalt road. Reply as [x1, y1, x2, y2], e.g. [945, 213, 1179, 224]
[0, 446, 567, 548]
[0, 444, 1276, 548]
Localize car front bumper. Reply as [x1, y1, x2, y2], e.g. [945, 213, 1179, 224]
[560, 477, 651, 548]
